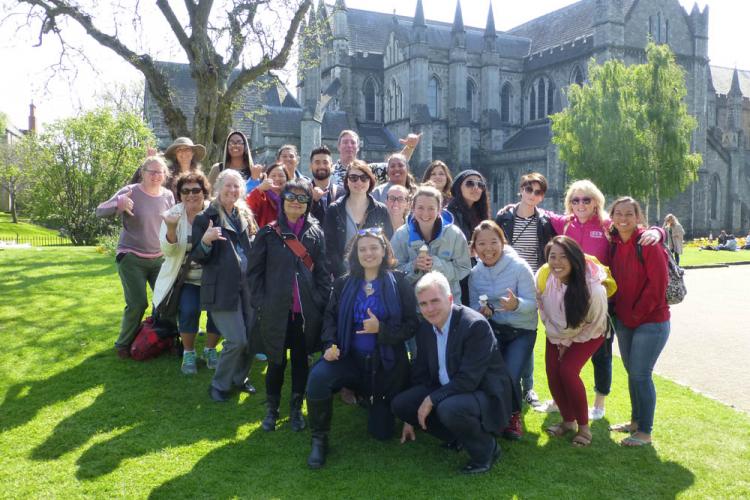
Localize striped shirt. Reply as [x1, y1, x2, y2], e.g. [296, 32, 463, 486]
[511, 213, 540, 272]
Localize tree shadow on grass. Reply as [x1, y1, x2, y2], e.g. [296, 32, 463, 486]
[0, 350, 267, 481]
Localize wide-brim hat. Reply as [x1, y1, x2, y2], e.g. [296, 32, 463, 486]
[164, 137, 206, 162]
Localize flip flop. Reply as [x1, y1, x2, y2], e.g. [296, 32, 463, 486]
[572, 430, 592, 447]
[546, 423, 575, 437]
[621, 435, 652, 447]
[609, 422, 636, 434]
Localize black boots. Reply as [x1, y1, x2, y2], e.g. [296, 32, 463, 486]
[290, 393, 306, 432]
[306, 397, 333, 469]
[262, 394, 281, 432]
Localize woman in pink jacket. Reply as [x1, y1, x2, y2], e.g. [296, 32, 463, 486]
[537, 236, 609, 447]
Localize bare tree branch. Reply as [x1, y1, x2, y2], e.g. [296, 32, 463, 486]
[155, 0, 191, 57]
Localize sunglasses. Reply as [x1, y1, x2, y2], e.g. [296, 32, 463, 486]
[523, 185, 544, 196]
[387, 195, 408, 203]
[571, 197, 592, 206]
[464, 180, 486, 190]
[357, 227, 384, 237]
[180, 187, 203, 195]
[282, 192, 311, 204]
[347, 173, 370, 184]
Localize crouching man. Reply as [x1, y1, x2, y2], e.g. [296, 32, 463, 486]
[391, 271, 516, 474]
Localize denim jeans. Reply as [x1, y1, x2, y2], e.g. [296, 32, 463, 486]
[615, 319, 670, 434]
[498, 330, 537, 398]
[520, 350, 534, 395]
[591, 334, 614, 396]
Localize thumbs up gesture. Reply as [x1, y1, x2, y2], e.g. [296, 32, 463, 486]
[356, 308, 380, 334]
[324, 343, 340, 361]
[118, 188, 135, 216]
[499, 288, 519, 312]
[201, 219, 226, 245]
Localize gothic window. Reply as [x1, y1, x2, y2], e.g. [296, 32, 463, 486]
[501, 82, 512, 122]
[665, 20, 669, 44]
[467, 79, 478, 122]
[364, 79, 376, 122]
[395, 84, 403, 119]
[528, 76, 556, 121]
[571, 66, 584, 86]
[657, 12, 662, 42]
[428, 76, 440, 118]
[711, 175, 720, 219]
[547, 81, 555, 115]
[537, 79, 546, 118]
[386, 90, 393, 122]
[648, 16, 653, 39]
[389, 79, 403, 120]
[529, 86, 537, 121]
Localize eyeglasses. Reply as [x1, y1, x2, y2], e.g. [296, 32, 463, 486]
[347, 173, 370, 184]
[145, 169, 165, 176]
[571, 197, 592, 206]
[282, 191, 311, 204]
[464, 180, 486, 190]
[523, 185, 544, 196]
[357, 227, 383, 237]
[387, 195, 408, 203]
[228, 140, 245, 146]
[180, 187, 203, 195]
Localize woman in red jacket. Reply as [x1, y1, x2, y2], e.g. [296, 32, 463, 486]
[607, 197, 670, 447]
[246, 163, 290, 228]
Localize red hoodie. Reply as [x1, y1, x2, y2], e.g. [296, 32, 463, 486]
[610, 227, 670, 328]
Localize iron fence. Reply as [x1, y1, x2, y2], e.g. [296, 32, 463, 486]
[0, 234, 73, 246]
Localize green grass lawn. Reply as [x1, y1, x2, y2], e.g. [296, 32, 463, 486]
[680, 247, 750, 267]
[0, 212, 62, 237]
[1, 247, 749, 498]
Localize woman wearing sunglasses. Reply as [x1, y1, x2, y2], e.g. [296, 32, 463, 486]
[305, 228, 419, 468]
[545, 179, 664, 421]
[153, 171, 223, 375]
[249, 179, 332, 433]
[324, 160, 393, 279]
[446, 170, 491, 306]
[246, 163, 291, 228]
[391, 184, 472, 303]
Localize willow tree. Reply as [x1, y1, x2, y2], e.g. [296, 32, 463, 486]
[11, 0, 314, 160]
[552, 42, 701, 220]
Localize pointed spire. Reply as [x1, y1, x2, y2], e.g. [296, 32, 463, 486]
[729, 68, 743, 97]
[317, 0, 326, 19]
[690, 2, 700, 15]
[334, 0, 347, 11]
[392, 9, 399, 26]
[484, 2, 496, 39]
[413, 0, 425, 27]
[308, 3, 316, 24]
[452, 1, 465, 33]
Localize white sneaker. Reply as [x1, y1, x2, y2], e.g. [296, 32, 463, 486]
[534, 399, 559, 413]
[589, 407, 606, 420]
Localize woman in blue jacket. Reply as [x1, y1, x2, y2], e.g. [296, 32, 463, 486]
[469, 220, 536, 440]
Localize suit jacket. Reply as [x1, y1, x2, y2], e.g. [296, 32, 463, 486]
[411, 304, 516, 435]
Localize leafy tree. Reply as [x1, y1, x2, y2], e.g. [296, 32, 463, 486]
[0, 133, 36, 224]
[11, 0, 315, 160]
[24, 108, 155, 245]
[551, 42, 701, 219]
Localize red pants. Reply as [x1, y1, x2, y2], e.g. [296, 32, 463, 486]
[545, 337, 604, 426]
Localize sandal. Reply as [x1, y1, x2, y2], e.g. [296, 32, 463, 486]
[621, 435, 652, 447]
[572, 430, 592, 447]
[609, 422, 636, 434]
[546, 423, 576, 437]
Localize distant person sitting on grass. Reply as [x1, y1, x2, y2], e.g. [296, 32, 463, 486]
[96, 155, 174, 358]
[743, 232, 750, 250]
[701, 230, 737, 251]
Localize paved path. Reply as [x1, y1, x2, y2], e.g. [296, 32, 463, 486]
[614, 265, 750, 414]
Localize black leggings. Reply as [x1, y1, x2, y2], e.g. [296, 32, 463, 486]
[265, 312, 309, 396]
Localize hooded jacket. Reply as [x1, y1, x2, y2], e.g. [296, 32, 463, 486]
[390, 210, 472, 301]
[207, 131, 253, 190]
[468, 245, 538, 331]
[446, 169, 489, 243]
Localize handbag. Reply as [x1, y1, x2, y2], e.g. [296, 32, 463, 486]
[271, 222, 314, 271]
[487, 318, 527, 344]
[155, 255, 192, 319]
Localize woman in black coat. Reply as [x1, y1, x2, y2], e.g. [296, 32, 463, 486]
[191, 169, 259, 402]
[248, 178, 332, 433]
[305, 229, 419, 469]
[323, 160, 393, 279]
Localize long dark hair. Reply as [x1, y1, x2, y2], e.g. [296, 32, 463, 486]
[346, 230, 397, 280]
[447, 171, 490, 235]
[224, 131, 251, 178]
[544, 236, 590, 329]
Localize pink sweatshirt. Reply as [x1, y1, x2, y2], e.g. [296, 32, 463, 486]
[547, 212, 612, 265]
[537, 259, 609, 346]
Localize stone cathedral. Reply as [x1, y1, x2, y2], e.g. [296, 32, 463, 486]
[145, 0, 750, 236]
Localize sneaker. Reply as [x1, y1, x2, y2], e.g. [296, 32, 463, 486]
[204, 348, 218, 370]
[589, 407, 606, 420]
[524, 389, 542, 408]
[502, 411, 523, 440]
[181, 351, 197, 375]
[534, 400, 559, 413]
[255, 353, 268, 362]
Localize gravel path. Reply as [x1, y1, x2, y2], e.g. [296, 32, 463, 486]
[613, 265, 750, 414]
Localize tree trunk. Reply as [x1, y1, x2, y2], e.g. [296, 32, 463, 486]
[10, 192, 18, 224]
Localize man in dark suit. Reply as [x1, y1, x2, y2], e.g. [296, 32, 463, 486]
[391, 272, 516, 474]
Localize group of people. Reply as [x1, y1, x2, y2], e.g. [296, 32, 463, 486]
[97, 128, 673, 474]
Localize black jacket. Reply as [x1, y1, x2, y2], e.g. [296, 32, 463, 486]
[411, 305, 516, 435]
[247, 213, 332, 365]
[321, 270, 418, 397]
[494, 204, 556, 270]
[190, 203, 253, 311]
[310, 182, 344, 226]
[323, 194, 393, 279]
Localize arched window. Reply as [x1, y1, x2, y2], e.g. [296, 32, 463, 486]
[529, 86, 537, 121]
[501, 82, 512, 123]
[428, 76, 440, 118]
[547, 81, 555, 115]
[364, 79, 376, 122]
[395, 84, 403, 119]
[528, 76, 556, 121]
[571, 66, 584, 86]
[386, 89, 393, 122]
[711, 175, 720, 219]
[467, 79, 478, 122]
[537, 79, 546, 118]
[389, 79, 403, 120]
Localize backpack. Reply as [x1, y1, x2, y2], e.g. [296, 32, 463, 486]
[130, 316, 176, 361]
[611, 242, 687, 305]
